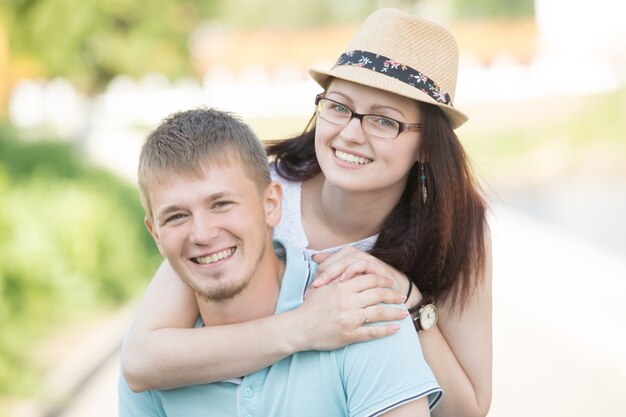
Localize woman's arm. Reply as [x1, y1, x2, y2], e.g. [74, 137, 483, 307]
[312, 235, 493, 417]
[121, 259, 409, 392]
[425, 231, 492, 417]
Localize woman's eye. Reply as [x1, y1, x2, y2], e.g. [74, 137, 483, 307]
[374, 116, 400, 129]
[375, 117, 399, 128]
[331, 103, 350, 114]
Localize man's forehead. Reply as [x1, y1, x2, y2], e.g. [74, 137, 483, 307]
[153, 160, 254, 198]
[155, 155, 244, 183]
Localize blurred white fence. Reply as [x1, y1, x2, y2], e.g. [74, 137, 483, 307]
[7, 50, 625, 181]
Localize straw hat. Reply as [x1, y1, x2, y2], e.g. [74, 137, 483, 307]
[309, 8, 468, 129]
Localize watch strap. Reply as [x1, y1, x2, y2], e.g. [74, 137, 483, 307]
[408, 296, 434, 333]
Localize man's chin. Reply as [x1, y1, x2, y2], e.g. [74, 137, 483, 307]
[194, 280, 250, 303]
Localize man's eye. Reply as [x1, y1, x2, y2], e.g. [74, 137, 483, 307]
[213, 201, 233, 209]
[163, 213, 185, 224]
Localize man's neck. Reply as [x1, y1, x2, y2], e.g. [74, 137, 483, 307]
[197, 248, 286, 327]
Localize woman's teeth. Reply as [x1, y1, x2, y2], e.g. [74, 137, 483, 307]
[334, 150, 372, 165]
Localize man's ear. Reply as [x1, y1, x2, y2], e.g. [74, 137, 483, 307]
[145, 215, 165, 257]
[264, 181, 283, 228]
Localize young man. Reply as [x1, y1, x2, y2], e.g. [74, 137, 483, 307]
[119, 108, 442, 417]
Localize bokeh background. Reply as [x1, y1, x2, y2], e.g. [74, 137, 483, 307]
[1, 0, 625, 416]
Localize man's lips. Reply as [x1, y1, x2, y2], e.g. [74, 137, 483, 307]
[191, 247, 236, 265]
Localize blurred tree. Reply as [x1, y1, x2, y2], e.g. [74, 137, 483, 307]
[5, 0, 536, 98]
[2, 0, 220, 92]
[451, 0, 534, 19]
[0, 0, 387, 94]
[0, 125, 162, 394]
[214, 0, 379, 28]
[0, 18, 8, 117]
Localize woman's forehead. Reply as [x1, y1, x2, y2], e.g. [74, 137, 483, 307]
[327, 78, 421, 114]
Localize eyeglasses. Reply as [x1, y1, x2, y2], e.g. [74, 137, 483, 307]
[314, 94, 422, 140]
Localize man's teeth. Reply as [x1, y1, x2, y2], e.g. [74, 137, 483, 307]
[196, 248, 235, 264]
[335, 150, 372, 165]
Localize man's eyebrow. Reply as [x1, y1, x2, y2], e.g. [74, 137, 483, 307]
[203, 191, 237, 204]
[155, 191, 238, 222]
[156, 205, 184, 223]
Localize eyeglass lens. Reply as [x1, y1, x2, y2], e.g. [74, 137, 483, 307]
[317, 98, 402, 139]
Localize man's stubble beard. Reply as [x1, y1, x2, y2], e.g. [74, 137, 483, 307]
[194, 226, 267, 303]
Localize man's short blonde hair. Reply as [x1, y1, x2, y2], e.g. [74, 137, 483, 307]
[138, 108, 270, 221]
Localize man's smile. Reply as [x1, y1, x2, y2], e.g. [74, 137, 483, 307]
[192, 247, 236, 265]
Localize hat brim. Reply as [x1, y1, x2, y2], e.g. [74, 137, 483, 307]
[309, 65, 468, 130]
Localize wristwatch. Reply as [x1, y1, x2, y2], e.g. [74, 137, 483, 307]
[408, 298, 438, 332]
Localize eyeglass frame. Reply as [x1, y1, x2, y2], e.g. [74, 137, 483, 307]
[314, 94, 422, 140]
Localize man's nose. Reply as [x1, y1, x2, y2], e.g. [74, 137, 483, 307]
[189, 213, 219, 245]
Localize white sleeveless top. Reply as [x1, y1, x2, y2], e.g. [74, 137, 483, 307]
[270, 165, 378, 262]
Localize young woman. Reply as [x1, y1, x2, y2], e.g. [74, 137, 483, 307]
[122, 8, 492, 417]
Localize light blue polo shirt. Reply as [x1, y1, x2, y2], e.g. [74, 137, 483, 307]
[119, 240, 442, 417]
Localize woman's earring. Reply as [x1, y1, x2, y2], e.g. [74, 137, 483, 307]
[420, 163, 427, 204]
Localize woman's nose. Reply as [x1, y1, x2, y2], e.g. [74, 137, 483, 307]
[339, 116, 367, 144]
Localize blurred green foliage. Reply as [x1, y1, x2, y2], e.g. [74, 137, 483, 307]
[213, 0, 380, 28]
[1, 0, 537, 93]
[463, 88, 626, 187]
[2, 0, 219, 91]
[451, 0, 534, 19]
[0, 125, 161, 394]
[0, 0, 380, 93]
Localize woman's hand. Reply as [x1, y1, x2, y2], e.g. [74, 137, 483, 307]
[312, 246, 414, 299]
[294, 274, 409, 351]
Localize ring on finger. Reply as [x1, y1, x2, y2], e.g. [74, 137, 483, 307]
[363, 308, 370, 325]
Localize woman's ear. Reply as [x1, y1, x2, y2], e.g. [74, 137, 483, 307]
[264, 181, 283, 228]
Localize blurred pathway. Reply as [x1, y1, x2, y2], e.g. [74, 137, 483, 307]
[488, 201, 626, 417]
[53, 352, 120, 417]
[28, 201, 626, 417]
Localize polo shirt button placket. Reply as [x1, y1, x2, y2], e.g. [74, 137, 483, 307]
[243, 387, 254, 398]
[241, 384, 257, 417]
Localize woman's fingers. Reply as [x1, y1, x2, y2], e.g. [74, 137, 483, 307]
[311, 252, 332, 264]
[313, 247, 385, 287]
[349, 323, 403, 343]
[361, 304, 409, 323]
[313, 248, 409, 295]
[352, 284, 408, 307]
[339, 273, 395, 293]
[298, 275, 411, 350]
[336, 275, 407, 305]
[345, 305, 409, 344]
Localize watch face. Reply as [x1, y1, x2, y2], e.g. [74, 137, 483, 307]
[419, 304, 438, 330]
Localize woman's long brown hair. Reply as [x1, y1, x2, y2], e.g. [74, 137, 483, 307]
[267, 104, 488, 310]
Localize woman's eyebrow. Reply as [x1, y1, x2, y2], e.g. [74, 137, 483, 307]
[324, 91, 353, 104]
[369, 103, 407, 118]
[326, 91, 406, 117]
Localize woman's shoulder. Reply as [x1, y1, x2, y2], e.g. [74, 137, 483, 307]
[270, 163, 309, 249]
[270, 163, 299, 186]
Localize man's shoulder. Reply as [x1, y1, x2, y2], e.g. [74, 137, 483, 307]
[273, 239, 316, 315]
[273, 238, 317, 277]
